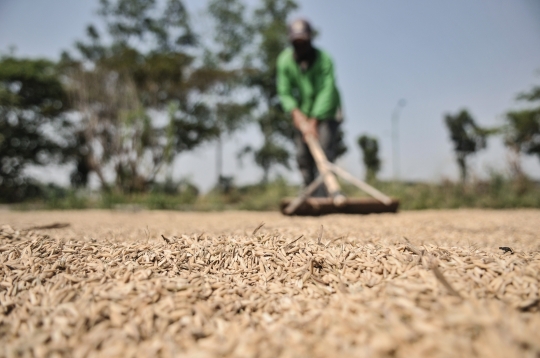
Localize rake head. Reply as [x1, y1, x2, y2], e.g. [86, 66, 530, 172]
[280, 197, 399, 216]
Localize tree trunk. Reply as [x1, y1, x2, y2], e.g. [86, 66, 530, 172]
[458, 155, 467, 183]
[262, 166, 269, 184]
[507, 146, 523, 179]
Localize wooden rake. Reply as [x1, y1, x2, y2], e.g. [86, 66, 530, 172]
[281, 124, 399, 216]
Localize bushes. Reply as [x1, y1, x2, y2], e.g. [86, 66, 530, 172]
[8, 174, 540, 211]
[366, 175, 540, 210]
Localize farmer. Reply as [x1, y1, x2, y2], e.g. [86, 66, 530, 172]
[277, 18, 342, 196]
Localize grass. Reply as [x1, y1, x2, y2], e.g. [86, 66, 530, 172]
[380, 175, 540, 210]
[9, 173, 540, 211]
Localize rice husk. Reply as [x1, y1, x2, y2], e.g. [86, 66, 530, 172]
[1, 209, 539, 357]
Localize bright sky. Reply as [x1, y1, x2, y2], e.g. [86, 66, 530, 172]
[1, 0, 540, 191]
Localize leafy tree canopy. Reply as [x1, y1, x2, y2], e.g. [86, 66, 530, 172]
[0, 56, 70, 201]
[242, 0, 298, 181]
[444, 109, 491, 182]
[357, 134, 381, 181]
[62, 0, 221, 192]
[505, 84, 540, 164]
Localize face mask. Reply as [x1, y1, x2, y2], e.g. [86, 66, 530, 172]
[292, 40, 312, 58]
[292, 40, 315, 71]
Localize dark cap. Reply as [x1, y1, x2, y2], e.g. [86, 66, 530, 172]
[288, 18, 312, 41]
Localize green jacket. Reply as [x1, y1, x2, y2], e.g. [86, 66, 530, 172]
[276, 47, 341, 120]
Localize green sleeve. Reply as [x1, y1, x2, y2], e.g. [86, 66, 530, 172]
[276, 54, 298, 113]
[311, 55, 338, 119]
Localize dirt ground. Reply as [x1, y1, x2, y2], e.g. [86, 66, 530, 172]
[1, 209, 539, 357]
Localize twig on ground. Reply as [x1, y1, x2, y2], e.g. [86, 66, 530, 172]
[25, 223, 70, 231]
[286, 235, 303, 248]
[161, 235, 171, 244]
[252, 222, 265, 235]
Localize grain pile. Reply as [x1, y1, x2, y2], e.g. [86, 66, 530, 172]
[1, 210, 539, 357]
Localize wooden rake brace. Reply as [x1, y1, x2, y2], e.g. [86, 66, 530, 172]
[282, 123, 398, 216]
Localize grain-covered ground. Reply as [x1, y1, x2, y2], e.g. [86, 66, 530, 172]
[1, 209, 539, 358]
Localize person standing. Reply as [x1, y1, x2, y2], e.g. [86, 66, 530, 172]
[276, 18, 343, 196]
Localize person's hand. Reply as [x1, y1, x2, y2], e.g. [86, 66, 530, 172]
[292, 109, 318, 140]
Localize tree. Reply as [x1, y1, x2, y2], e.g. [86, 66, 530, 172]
[444, 109, 489, 182]
[202, 0, 255, 187]
[504, 84, 540, 176]
[0, 56, 71, 202]
[245, 0, 299, 182]
[357, 134, 381, 181]
[62, 0, 219, 192]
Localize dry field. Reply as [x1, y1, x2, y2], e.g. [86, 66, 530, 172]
[1, 209, 539, 358]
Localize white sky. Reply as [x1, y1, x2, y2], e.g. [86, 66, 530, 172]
[1, 0, 540, 191]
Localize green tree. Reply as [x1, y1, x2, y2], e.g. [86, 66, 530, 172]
[202, 0, 255, 187]
[0, 56, 71, 202]
[444, 109, 489, 182]
[504, 84, 540, 176]
[245, 0, 299, 182]
[357, 134, 381, 181]
[63, 0, 219, 192]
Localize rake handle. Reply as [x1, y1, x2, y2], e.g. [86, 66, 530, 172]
[302, 130, 346, 206]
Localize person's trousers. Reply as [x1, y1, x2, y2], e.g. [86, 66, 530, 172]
[294, 119, 340, 197]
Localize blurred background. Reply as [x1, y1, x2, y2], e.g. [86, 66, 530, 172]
[1, 0, 539, 210]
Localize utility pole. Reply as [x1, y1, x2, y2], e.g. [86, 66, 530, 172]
[392, 99, 406, 181]
[216, 133, 222, 185]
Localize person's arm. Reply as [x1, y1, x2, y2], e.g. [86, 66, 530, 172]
[276, 55, 299, 114]
[310, 54, 338, 120]
[277, 54, 318, 139]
